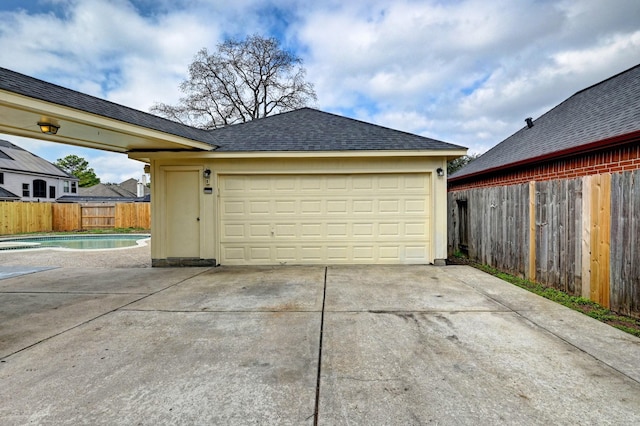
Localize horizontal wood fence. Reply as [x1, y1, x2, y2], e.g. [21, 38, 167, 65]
[1, 202, 150, 234]
[448, 169, 640, 318]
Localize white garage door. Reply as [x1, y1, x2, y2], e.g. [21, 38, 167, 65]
[219, 173, 431, 265]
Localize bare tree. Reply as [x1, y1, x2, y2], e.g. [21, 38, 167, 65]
[151, 35, 317, 129]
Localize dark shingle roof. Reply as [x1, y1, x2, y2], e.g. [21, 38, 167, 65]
[0, 187, 20, 201]
[0, 139, 76, 179]
[79, 183, 135, 198]
[0, 140, 26, 151]
[1, 67, 464, 153]
[57, 195, 149, 203]
[450, 63, 640, 181]
[0, 67, 217, 146]
[210, 108, 465, 152]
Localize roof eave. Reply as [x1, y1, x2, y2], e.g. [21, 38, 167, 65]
[449, 130, 640, 183]
[0, 90, 216, 153]
[130, 148, 468, 161]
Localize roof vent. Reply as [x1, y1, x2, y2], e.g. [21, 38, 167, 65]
[525, 117, 534, 129]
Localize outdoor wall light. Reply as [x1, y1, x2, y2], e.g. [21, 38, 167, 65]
[436, 167, 445, 177]
[37, 122, 60, 135]
[203, 168, 212, 187]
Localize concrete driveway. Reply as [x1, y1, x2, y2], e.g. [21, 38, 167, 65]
[1, 261, 639, 424]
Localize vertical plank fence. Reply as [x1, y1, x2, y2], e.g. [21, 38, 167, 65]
[0, 202, 150, 234]
[610, 170, 640, 316]
[535, 179, 583, 296]
[0, 202, 52, 234]
[449, 169, 640, 318]
[116, 203, 151, 229]
[52, 203, 81, 231]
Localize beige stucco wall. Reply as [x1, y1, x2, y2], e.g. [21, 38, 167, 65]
[147, 154, 450, 265]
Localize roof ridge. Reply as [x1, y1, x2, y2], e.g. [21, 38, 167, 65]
[572, 62, 640, 98]
[450, 63, 640, 181]
[209, 107, 465, 149]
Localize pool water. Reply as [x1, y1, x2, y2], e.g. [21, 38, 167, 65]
[0, 234, 150, 251]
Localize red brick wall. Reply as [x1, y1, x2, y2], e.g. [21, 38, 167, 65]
[449, 143, 640, 191]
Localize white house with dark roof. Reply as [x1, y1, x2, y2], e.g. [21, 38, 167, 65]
[0, 67, 466, 266]
[0, 139, 79, 202]
[448, 63, 640, 318]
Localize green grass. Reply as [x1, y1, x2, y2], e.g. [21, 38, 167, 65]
[468, 262, 640, 338]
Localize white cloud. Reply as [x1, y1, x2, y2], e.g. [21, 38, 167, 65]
[90, 153, 147, 183]
[1, 0, 639, 162]
[295, 0, 640, 151]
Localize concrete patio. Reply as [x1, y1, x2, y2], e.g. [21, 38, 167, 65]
[0, 248, 639, 424]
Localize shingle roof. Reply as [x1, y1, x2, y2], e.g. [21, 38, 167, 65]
[1, 67, 464, 154]
[57, 195, 149, 203]
[211, 108, 465, 152]
[0, 139, 76, 179]
[450, 63, 640, 181]
[0, 67, 217, 146]
[79, 183, 134, 198]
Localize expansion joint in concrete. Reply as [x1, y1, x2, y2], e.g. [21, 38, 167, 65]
[313, 267, 328, 426]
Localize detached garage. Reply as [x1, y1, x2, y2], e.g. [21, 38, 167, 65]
[0, 68, 466, 266]
[144, 109, 466, 266]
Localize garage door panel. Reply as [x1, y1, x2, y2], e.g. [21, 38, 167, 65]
[224, 219, 429, 241]
[222, 200, 245, 215]
[379, 200, 400, 213]
[249, 201, 270, 214]
[378, 175, 401, 190]
[405, 199, 428, 213]
[219, 174, 431, 265]
[301, 223, 322, 237]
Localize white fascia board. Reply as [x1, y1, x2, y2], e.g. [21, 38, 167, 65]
[130, 149, 469, 161]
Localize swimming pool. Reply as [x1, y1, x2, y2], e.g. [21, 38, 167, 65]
[0, 234, 150, 251]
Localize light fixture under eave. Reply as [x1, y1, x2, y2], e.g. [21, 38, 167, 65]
[436, 167, 445, 177]
[37, 122, 60, 135]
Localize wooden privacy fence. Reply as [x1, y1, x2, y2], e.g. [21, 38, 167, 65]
[1, 202, 150, 234]
[0, 202, 53, 234]
[448, 169, 640, 318]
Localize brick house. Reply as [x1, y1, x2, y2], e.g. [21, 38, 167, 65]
[448, 63, 640, 317]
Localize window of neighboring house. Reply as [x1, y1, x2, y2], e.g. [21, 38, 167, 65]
[49, 186, 56, 199]
[33, 179, 47, 198]
[0, 172, 4, 185]
[63, 180, 70, 193]
[22, 183, 30, 197]
[71, 181, 77, 193]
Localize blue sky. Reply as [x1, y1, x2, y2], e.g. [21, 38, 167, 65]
[1, 0, 639, 182]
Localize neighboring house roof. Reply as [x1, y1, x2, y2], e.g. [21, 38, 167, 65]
[0, 139, 77, 179]
[79, 183, 135, 198]
[79, 179, 150, 199]
[0, 186, 20, 201]
[450, 63, 640, 181]
[210, 108, 465, 152]
[0, 67, 218, 147]
[119, 178, 150, 196]
[57, 194, 149, 203]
